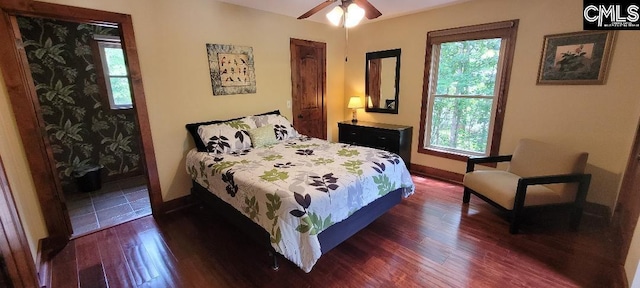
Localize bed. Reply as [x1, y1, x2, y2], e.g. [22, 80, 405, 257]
[185, 111, 414, 272]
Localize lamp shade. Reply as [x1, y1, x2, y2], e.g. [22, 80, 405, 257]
[326, 6, 344, 26]
[347, 96, 363, 109]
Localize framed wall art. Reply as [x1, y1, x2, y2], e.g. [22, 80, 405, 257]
[385, 99, 396, 110]
[206, 44, 256, 95]
[537, 31, 615, 85]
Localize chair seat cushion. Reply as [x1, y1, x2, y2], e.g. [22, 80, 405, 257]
[463, 170, 566, 210]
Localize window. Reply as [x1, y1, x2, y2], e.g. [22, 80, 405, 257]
[418, 20, 519, 160]
[94, 36, 132, 110]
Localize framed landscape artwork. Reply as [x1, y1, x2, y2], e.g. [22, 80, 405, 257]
[206, 44, 257, 95]
[537, 31, 615, 85]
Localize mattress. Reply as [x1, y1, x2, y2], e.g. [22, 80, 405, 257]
[186, 136, 414, 272]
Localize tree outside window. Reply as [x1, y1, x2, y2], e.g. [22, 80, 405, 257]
[418, 20, 519, 161]
[96, 38, 132, 110]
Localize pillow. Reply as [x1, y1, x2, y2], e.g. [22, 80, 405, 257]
[247, 125, 278, 148]
[197, 117, 256, 154]
[251, 114, 299, 141]
[186, 110, 280, 151]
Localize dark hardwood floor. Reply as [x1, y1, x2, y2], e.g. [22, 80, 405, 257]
[48, 175, 625, 287]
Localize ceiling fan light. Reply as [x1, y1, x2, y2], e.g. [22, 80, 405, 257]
[345, 3, 365, 28]
[326, 6, 344, 26]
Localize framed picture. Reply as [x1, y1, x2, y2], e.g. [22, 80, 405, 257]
[537, 31, 615, 85]
[206, 44, 257, 95]
[385, 99, 396, 110]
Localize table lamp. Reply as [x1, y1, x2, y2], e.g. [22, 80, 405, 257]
[347, 96, 363, 123]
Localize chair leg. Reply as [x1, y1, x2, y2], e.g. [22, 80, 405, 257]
[570, 175, 591, 231]
[510, 181, 529, 234]
[463, 187, 471, 203]
[509, 211, 521, 234]
[570, 205, 584, 231]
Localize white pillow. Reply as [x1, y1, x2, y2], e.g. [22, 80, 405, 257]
[197, 117, 257, 153]
[251, 114, 299, 141]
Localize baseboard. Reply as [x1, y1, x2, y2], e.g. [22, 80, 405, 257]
[160, 194, 195, 214]
[410, 163, 464, 184]
[103, 169, 144, 183]
[36, 238, 52, 288]
[583, 201, 611, 222]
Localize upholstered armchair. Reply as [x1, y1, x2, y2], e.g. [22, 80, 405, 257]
[462, 138, 592, 234]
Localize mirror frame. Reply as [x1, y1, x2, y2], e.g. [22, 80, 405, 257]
[365, 48, 401, 114]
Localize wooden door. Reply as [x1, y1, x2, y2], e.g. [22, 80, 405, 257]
[613, 120, 640, 263]
[290, 38, 327, 140]
[368, 58, 381, 108]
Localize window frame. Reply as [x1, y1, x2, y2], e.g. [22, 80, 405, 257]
[417, 20, 519, 162]
[92, 35, 133, 110]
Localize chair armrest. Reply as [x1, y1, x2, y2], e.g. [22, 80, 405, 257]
[513, 173, 592, 221]
[466, 155, 513, 172]
[519, 173, 591, 186]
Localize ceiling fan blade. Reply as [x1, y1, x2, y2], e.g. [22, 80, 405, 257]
[353, 0, 382, 19]
[298, 0, 336, 19]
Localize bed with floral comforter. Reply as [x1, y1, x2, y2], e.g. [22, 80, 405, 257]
[186, 135, 414, 272]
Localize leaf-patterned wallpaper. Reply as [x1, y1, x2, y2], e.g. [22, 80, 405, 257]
[17, 16, 142, 190]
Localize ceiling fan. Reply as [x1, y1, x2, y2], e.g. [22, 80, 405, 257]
[298, 0, 382, 26]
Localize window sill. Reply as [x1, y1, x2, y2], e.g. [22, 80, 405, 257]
[417, 147, 497, 168]
[106, 107, 135, 114]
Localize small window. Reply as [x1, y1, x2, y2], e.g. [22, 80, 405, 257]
[418, 20, 519, 160]
[95, 36, 132, 110]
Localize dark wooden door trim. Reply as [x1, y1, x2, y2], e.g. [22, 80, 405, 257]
[290, 38, 327, 140]
[613, 120, 640, 264]
[0, 0, 163, 245]
[0, 155, 40, 287]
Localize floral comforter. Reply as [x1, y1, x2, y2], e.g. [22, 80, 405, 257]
[185, 136, 415, 272]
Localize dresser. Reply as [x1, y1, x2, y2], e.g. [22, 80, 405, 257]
[338, 121, 412, 168]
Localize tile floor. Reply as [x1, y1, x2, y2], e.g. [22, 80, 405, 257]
[65, 176, 151, 237]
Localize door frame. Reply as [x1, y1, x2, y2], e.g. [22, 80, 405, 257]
[290, 38, 327, 139]
[613, 120, 640, 263]
[0, 0, 162, 246]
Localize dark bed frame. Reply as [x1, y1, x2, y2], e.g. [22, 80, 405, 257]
[191, 180, 403, 270]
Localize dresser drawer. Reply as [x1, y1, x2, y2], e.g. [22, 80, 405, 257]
[339, 126, 398, 143]
[338, 121, 412, 168]
[338, 126, 361, 144]
[363, 131, 399, 152]
[339, 124, 400, 150]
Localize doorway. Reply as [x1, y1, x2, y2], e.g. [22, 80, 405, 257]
[14, 16, 152, 237]
[0, 1, 162, 250]
[290, 38, 327, 139]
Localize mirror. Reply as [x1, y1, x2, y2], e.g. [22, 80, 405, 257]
[365, 48, 401, 114]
